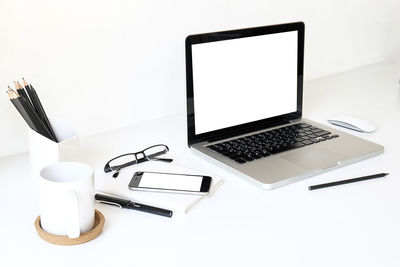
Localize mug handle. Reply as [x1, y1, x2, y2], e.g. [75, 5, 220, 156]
[67, 190, 80, 238]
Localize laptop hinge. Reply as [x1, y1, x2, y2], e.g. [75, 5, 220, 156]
[205, 118, 291, 143]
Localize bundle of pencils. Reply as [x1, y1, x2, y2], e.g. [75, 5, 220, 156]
[6, 79, 58, 142]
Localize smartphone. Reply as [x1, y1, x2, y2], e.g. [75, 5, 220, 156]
[128, 171, 212, 195]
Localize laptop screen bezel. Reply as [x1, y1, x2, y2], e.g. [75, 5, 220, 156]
[186, 22, 305, 146]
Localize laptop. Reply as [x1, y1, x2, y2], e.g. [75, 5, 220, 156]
[185, 22, 383, 190]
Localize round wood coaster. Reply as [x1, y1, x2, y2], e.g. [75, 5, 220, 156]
[34, 209, 105, 245]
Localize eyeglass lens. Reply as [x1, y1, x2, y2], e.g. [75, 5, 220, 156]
[109, 154, 137, 169]
[143, 145, 168, 160]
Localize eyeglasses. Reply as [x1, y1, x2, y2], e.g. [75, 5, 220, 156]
[104, 144, 173, 178]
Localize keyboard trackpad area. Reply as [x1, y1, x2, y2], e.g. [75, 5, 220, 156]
[280, 146, 344, 169]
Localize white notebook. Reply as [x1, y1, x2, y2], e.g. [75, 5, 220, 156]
[94, 163, 223, 214]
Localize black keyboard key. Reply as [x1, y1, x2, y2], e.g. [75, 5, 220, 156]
[234, 158, 247, 164]
[251, 154, 263, 159]
[291, 142, 305, 148]
[301, 139, 314, 145]
[311, 128, 323, 133]
[243, 155, 255, 162]
[261, 149, 271, 156]
[228, 155, 244, 162]
[315, 131, 331, 137]
[222, 151, 237, 157]
[298, 123, 311, 128]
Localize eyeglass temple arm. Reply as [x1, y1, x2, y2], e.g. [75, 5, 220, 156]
[104, 157, 148, 173]
[151, 157, 173, 162]
[146, 149, 168, 158]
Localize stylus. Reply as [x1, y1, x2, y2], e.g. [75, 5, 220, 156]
[95, 193, 173, 217]
[308, 173, 389, 190]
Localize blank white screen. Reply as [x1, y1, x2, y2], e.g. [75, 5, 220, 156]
[192, 31, 298, 135]
[138, 173, 203, 191]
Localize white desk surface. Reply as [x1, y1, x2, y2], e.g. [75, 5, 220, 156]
[1, 61, 399, 267]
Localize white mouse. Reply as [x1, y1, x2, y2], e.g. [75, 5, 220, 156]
[327, 115, 376, 133]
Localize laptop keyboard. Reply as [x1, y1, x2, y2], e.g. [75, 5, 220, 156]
[207, 123, 339, 164]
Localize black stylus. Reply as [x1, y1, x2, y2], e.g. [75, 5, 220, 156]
[308, 173, 389, 190]
[95, 193, 173, 217]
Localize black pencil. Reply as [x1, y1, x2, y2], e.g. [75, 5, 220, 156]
[7, 87, 55, 141]
[15, 81, 40, 124]
[308, 173, 389, 190]
[7, 87, 41, 135]
[23, 79, 58, 142]
[21, 78, 37, 113]
[14, 81, 31, 103]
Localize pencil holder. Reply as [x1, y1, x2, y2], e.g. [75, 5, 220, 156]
[28, 117, 79, 182]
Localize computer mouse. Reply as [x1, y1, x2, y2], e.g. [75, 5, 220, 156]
[327, 115, 376, 133]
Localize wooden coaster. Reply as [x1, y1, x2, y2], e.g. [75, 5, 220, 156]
[34, 209, 105, 245]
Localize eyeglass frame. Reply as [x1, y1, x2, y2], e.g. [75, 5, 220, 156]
[104, 144, 173, 175]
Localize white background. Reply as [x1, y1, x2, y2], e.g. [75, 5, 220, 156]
[1, 0, 399, 158]
[192, 31, 297, 134]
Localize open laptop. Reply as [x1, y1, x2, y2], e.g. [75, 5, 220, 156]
[185, 22, 383, 190]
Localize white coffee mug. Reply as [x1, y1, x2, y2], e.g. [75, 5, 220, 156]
[39, 162, 95, 238]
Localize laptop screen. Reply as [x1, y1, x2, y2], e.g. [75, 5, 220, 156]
[186, 22, 304, 145]
[192, 31, 298, 135]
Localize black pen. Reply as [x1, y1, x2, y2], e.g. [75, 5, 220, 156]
[308, 173, 389, 190]
[95, 193, 173, 218]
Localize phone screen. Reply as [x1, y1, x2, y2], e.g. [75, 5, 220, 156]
[138, 172, 204, 191]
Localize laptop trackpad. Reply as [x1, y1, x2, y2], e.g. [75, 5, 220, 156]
[280, 146, 344, 169]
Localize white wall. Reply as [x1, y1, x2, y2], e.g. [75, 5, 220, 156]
[1, 0, 399, 158]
